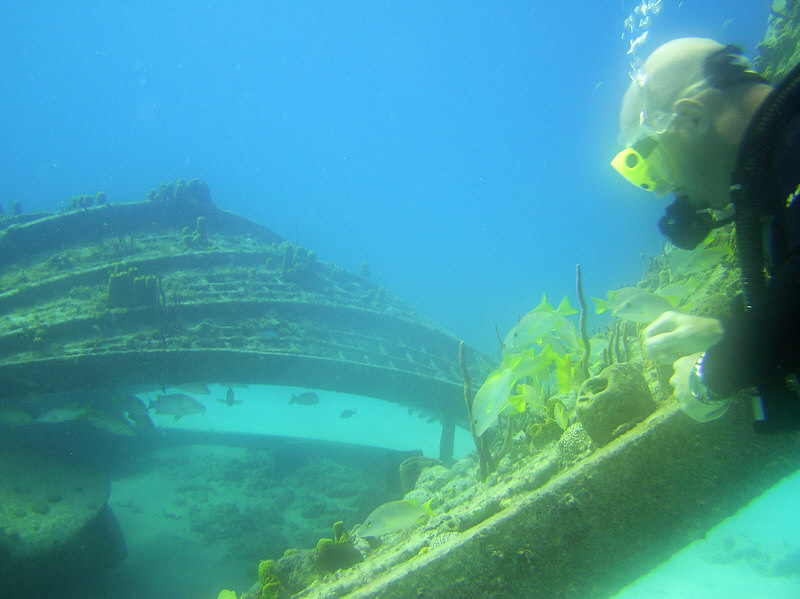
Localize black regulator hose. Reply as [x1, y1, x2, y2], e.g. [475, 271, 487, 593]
[731, 59, 800, 309]
[730, 59, 800, 432]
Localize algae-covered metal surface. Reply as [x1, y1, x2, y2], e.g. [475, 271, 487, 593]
[292, 403, 800, 599]
[0, 181, 492, 422]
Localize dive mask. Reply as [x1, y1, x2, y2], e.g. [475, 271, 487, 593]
[612, 44, 762, 249]
[612, 44, 762, 194]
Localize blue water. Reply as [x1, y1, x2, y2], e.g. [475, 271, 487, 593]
[3, 2, 797, 598]
[0, 1, 767, 355]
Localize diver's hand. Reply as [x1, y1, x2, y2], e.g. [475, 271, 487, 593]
[670, 353, 730, 423]
[644, 311, 724, 363]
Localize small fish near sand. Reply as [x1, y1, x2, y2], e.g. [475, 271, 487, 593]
[340, 409, 357, 419]
[290, 391, 319, 405]
[359, 499, 434, 537]
[149, 394, 206, 421]
[217, 386, 243, 407]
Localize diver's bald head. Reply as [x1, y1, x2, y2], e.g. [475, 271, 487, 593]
[615, 37, 772, 209]
[619, 38, 725, 144]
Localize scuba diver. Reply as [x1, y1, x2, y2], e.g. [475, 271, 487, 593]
[610, 38, 800, 432]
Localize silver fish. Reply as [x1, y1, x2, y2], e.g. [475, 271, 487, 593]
[612, 291, 673, 325]
[149, 394, 206, 421]
[290, 392, 319, 405]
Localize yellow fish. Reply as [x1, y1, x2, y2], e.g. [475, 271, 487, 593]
[359, 499, 434, 537]
[666, 247, 728, 275]
[503, 295, 577, 355]
[592, 287, 642, 314]
[612, 291, 673, 325]
[472, 349, 555, 436]
[508, 382, 545, 412]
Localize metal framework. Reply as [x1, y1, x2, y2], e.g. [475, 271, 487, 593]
[0, 182, 492, 429]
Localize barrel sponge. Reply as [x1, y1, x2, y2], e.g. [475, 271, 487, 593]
[257, 559, 285, 599]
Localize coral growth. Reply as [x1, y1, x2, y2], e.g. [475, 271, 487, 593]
[575, 362, 655, 446]
[278, 242, 319, 287]
[182, 216, 212, 249]
[314, 521, 363, 573]
[757, 2, 800, 82]
[145, 178, 213, 210]
[257, 559, 286, 599]
[254, 521, 364, 597]
[106, 265, 158, 308]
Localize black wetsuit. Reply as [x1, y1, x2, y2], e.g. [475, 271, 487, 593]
[702, 93, 800, 415]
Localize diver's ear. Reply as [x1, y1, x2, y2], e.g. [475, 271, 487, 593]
[673, 98, 712, 135]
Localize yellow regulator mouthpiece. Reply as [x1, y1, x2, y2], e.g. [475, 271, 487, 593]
[611, 146, 655, 191]
[611, 136, 674, 195]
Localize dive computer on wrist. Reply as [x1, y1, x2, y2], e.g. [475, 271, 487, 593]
[688, 352, 728, 406]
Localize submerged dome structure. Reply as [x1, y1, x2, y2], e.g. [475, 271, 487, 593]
[0, 180, 493, 439]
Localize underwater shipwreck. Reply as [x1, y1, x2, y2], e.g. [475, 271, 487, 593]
[5, 10, 800, 597]
[1, 181, 799, 599]
[0, 179, 492, 425]
[0, 179, 497, 592]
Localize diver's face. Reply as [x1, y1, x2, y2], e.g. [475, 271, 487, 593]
[656, 110, 732, 210]
[618, 83, 735, 209]
[665, 149, 731, 209]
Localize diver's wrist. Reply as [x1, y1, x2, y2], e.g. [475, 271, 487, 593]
[688, 352, 728, 406]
